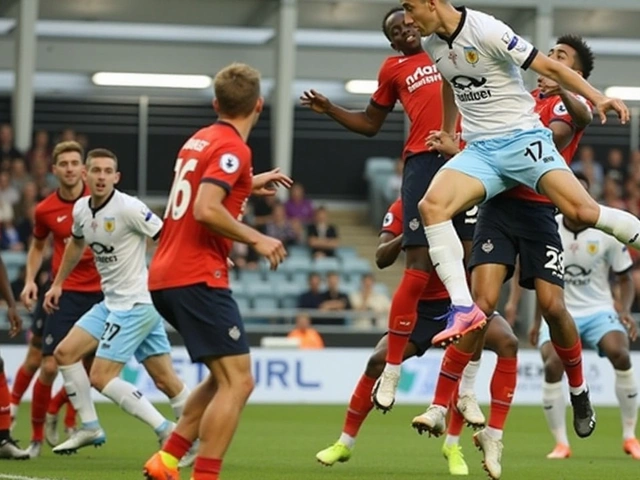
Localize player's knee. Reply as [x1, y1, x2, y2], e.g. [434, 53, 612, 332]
[53, 344, 73, 366]
[41, 356, 58, 380]
[607, 348, 632, 371]
[365, 353, 385, 378]
[495, 331, 519, 358]
[89, 370, 111, 392]
[232, 373, 254, 402]
[474, 296, 497, 318]
[538, 295, 566, 323]
[419, 194, 449, 225]
[543, 354, 564, 383]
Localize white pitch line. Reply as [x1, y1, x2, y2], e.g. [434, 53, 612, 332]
[0, 474, 63, 480]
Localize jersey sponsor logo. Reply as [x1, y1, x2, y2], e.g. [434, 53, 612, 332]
[382, 212, 394, 228]
[463, 46, 479, 65]
[564, 264, 591, 286]
[104, 217, 116, 233]
[89, 242, 118, 263]
[587, 240, 599, 255]
[450, 75, 491, 102]
[56, 215, 68, 223]
[220, 153, 240, 174]
[405, 65, 442, 93]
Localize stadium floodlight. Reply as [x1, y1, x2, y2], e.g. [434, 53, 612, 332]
[91, 72, 212, 89]
[345, 80, 378, 95]
[604, 87, 640, 101]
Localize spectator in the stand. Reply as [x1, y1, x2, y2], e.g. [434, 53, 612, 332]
[317, 271, 351, 325]
[297, 272, 324, 309]
[59, 128, 76, 142]
[229, 242, 259, 271]
[287, 313, 325, 349]
[0, 124, 23, 161]
[307, 206, 339, 258]
[76, 133, 89, 151]
[251, 196, 278, 232]
[0, 171, 19, 208]
[629, 150, 640, 177]
[10, 158, 32, 192]
[1, 221, 25, 251]
[349, 273, 391, 329]
[26, 130, 51, 169]
[285, 183, 314, 225]
[572, 145, 603, 198]
[602, 173, 626, 210]
[11, 266, 27, 301]
[625, 180, 640, 219]
[15, 203, 35, 246]
[384, 158, 403, 203]
[265, 203, 301, 247]
[605, 148, 626, 183]
[31, 156, 58, 197]
[0, 197, 13, 224]
[14, 181, 38, 222]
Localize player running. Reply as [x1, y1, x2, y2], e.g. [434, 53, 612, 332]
[0, 256, 29, 460]
[300, 6, 475, 414]
[315, 198, 517, 476]
[16, 141, 101, 457]
[43, 148, 191, 455]
[143, 63, 289, 480]
[411, 35, 599, 478]
[529, 173, 640, 460]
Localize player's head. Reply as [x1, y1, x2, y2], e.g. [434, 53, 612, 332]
[84, 148, 120, 201]
[213, 63, 264, 125]
[549, 35, 594, 79]
[400, 0, 449, 37]
[51, 141, 84, 189]
[382, 6, 422, 55]
[574, 171, 590, 192]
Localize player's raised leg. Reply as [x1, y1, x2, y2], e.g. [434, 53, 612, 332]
[442, 389, 469, 476]
[0, 354, 29, 460]
[10, 330, 42, 430]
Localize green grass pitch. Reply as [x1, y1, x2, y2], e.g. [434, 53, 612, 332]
[2, 403, 638, 479]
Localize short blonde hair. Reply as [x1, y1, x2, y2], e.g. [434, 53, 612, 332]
[86, 148, 118, 169]
[213, 63, 261, 118]
[52, 141, 84, 164]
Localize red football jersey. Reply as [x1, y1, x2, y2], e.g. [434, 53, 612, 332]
[149, 122, 253, 290]
[380, 199, 448, 302]
[33, 186, 101, 292]
[504, 89, 590, 203]
[371, 52, 443, 159]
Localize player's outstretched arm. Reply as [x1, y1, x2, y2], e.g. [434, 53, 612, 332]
[51, 237, 85, 288]
[375, 232, 403, 269]
[21, 237, 47, 311]
[558, 91, 592, 129]
[300, 89, 389, 137]
[0, 255, 21, 337]
[441, 81, 459, 136]
[529, 53, 629, 124]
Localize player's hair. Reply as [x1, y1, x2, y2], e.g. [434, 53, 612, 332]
[556, 35, 595, 80]
[574, 171, 590, 189]
[85, 148, 118, 169]
[382, 6, 403, 41]
[51, 141, 84, 165]
[213, 63, 261, 118]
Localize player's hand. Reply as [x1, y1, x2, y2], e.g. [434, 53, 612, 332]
[252, 168, 294, 197]
[504, 300, 517, 327]
[6, 305, 22, 338]
[538, 78, 564, 97]
[620, 312, 638, 342]
[595, 96, 629, 125]
[426, 130, 461, 157]
[300, 90, 332, 114]
[20, 281, 38, 312]
[255, 235, 287, 270]
[43, 285, 63, 315]
[528, 324, 539, 347]
[227, 257, 235, 269]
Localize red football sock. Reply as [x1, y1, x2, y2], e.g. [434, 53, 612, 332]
[552, 340, 584, 388]
[162, 431, 193, 460]
[11, 365, 35, 406]
[342, 374, 376, 437]
[0, 372, 11, 431]
[48, 387, 68, 415]
[193, 457, 222, 480]
[447, 386, 464, 436]
[386, 269, 430, 365]
[488, 357, 518, 431]
[433, 346, 473, 408]
[64, 401, 77, 429]
[31, 379, 52, 442]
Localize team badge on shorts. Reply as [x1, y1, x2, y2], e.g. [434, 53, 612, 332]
[228, 326, 241, 341]
[409, 218, 420, 231]
[482, 239, 494, 253]
[587, 240, 599, 255]
[463, 46, 479, 65]
[104, 217, 116, 233]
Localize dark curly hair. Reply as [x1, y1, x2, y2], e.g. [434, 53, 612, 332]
[382, 7, 404, 41]
[556, 34, 595, 80]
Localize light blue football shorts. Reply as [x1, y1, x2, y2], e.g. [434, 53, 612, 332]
[442, 127, 571, 202]
[76, 301, 171, 363]
[538, 309, 627, 357]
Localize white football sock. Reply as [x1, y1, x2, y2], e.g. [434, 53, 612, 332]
[169, 384, 190, 419]
[444, 434, 460, 447]
[424, 221, 472, 306]
[338, 432, 355, 449]
[101, 377, 167, 432]
[459, 360, 481, 395]
[615, 369, 638, 440]
[542, 381, 569, 446]
[484, 426, 503, 441]
[596, 206, 640, 249]
[383, 363, 401, 375]
[59, 362, 100, 429]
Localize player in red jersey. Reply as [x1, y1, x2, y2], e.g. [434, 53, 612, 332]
[14, 141, 103, 457]
[143, 63, 290, 480]
[315, 198, 517, 475]
[0, 254, 29, 459]
[412, 36, 595, 479]
[300, 6, 473, 413]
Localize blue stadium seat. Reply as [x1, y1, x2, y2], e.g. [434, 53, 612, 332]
[280, 256, 313, 276]
[364, 157, 395, 181]
[341, 257, 371, 276]
[290, 271, 310, 286]
[265, 270, 287, 285]
[335, 246, 358, 261]
[252, 296, 279, 312]
[280, 295, 298, 309]
[287, 245, 311, 258]
[311, 257, 341, 275]
[1, 251, 26, 282]
[374, 282, 390, 297]
[340, 280, 360, 294]
[229, 281, 245, 296]
[275, 282, 305, 298]
[238, 269, 264, 285]
[234, 295, 251, 313]
[245, 283, 275, 297]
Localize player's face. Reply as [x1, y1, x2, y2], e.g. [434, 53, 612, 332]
[385, 11, 421, 53]
[85, 156, 120, 199]
[538, 44, 580, 89]
[401, 0, 438, 36]
[52, 151, 84, 189]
